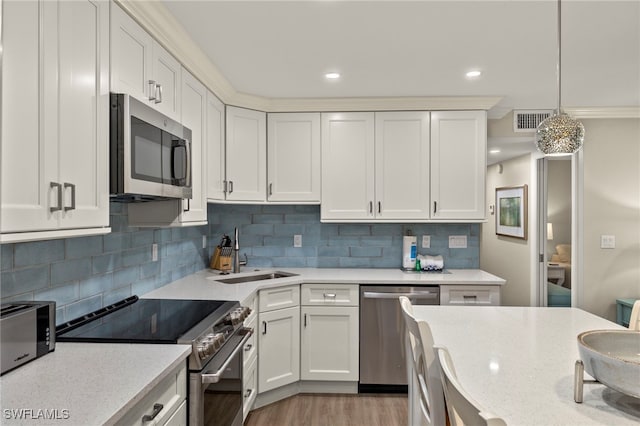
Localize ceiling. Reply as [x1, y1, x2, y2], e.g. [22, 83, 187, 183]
[160, 0, 640, 163]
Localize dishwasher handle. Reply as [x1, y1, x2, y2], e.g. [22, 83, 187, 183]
[363, 291, 438, 300]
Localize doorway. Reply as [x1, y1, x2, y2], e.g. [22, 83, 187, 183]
[537, 157, 573, 307]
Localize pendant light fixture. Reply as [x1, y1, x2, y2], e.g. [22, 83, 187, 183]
[535, 0, 585, 156]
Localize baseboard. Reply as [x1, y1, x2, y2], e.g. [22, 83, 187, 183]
[252, 381, 359, 410]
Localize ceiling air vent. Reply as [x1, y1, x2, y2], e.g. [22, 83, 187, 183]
[513, 110, 553, 133]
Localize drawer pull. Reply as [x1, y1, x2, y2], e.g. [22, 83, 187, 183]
[324, 293, 337, 298]
[244, 343, 253, 352]
[142, 403, 163, 422]
[245, 389, 253, 398]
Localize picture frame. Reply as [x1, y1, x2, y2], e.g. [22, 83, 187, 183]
[495, 185, 528, 240]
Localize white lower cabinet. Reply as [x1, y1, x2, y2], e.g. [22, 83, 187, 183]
[257, 285, 300, 394]
[242, 311, 258, 420]
[439, 285, 501, 306]
[300, 284, 359, 382]
[117, 362, 187, 426]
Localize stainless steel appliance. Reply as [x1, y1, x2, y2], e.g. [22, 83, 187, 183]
[1, 301, 56, 375]
[359, 285, 439, 392]
[56, 296, 252, 426]
[110, 93, 192, 202]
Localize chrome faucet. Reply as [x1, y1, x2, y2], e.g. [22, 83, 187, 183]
[233, 227, 247, 273]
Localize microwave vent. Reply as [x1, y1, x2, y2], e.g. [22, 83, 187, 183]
[513, 110, 553, 133]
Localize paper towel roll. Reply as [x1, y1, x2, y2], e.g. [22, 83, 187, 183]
[402, 236, 417, 269]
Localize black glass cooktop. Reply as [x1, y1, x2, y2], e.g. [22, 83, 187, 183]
[56, 296, 229, 343]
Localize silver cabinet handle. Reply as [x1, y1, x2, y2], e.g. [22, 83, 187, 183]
[433, 201, 437, 214]
[201, 330, 252, 385]
[63, 183, 75, 211]
[142, 403, 163, 422]
[244, 343, 253, 352]
[369, 201, 373, 214]
[244, 389, 253, 399]
[229, 181, 234, 194]
[223, 180, 228, 194]
[363, 291, 438, 300]
[378, 201, 381, 214]
[323, 293, 337, 298]
[50, 182, 62, 212]
[269, 183, 273, 196]
[148, 80, 156, 101]
[262, 320, 267, 335]
[304, 313, 307, 327]
[155, 83, 162, 104]
[183, 199, 190, 212]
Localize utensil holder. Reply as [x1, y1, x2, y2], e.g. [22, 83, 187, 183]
[210, 246, 232, 271]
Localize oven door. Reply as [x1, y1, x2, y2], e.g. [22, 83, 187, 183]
[189, 328, 251, 426]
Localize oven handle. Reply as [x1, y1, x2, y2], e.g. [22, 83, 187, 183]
[363, 291, 438, 300]
[201, 329, 253, 385]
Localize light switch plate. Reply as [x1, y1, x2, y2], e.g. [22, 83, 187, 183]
[294, 234, 302, 247]
[202, 235, 207, 249]
[449, 235, 468, 249]
[422, 235, 431, 248]
[600, 235, 616, 249]
[152, 243, 158, 262]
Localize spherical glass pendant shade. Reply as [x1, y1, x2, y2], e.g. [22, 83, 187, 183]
[535, 112, 585, 156]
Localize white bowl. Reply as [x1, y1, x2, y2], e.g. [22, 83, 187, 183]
[577, 330, 640, 398]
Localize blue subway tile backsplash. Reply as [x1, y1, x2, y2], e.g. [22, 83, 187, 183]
[1, 202, 479, 325]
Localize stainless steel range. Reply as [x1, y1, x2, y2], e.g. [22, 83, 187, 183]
[56, 295, 252, 426]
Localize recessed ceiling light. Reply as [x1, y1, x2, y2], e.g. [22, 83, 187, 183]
[466, 70, 482, 78]
[325, 72, 340, 80]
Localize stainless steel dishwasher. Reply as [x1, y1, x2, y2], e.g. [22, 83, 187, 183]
[359, 285, 439, 393]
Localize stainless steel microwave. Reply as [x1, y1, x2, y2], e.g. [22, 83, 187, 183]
[110, 93, 192, 202]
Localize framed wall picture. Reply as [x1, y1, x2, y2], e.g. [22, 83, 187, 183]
[495, 185, 528, 240]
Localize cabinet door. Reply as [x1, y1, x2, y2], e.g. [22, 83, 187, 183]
[1, 0, 57, 233]
[226, 106, 267, 201]
[258, 306, 300, 393]
[180, 71, 207, 224]
[267, 113, 321, 202]
[56, 0, 109, 230]
[300, 306, 359, 381]
[206, 91, 226, 201]
[152, 43, 181, 122]
[431, 111, 487, 220]
[110, 2, 153, 101]
[321, 112, 375, 221]
[375, 112, 430, 220]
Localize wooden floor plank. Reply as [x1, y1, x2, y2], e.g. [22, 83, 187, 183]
[245, 394, 408, 426]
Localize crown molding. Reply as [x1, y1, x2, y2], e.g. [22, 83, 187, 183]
[113, 1, 503, 113]
[565, 107, 640, 119]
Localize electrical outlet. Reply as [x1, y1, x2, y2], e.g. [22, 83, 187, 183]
[294, 234, 302, 247]
[449, 235, 468, 249]
[202, 235, 207, 249]
[422, 235, 431, 248]
[152, 243, 158, 262]
[600, 235, 616, 249]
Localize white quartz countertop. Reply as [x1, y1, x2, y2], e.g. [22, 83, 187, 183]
[0, 343, 190, 425]
[143, 267, 505, 304]
[412, 306, 639, 425]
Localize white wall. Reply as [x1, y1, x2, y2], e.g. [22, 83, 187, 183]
[481, 154, 533, 306]
[581, 118, 640, 320]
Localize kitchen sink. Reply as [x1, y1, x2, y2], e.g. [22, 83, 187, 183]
[216, 271, 299, 284]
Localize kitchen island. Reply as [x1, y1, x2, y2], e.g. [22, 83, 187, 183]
[412, 306, 640, 425]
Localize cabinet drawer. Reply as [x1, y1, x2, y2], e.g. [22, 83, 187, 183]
[259, 285, 300, 312]
[243, 355, 258, 420]
[117, 362, 187, 426]
[440, 285, 501, 306]
[163, 399, 186, 426]
[301, 284, 359, 306]
[243, 315, 257, 366]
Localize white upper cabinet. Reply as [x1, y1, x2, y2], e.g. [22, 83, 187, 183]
[321, 112, 430, 221]
[430, 111, 486, 220]
[1, 0, 110, 242]
[206, 92, 226, 201]
[110, 3, 181, 121]
[267, 113, 321, 203]
[375, 111, 431, 220]
[226, 106, 267, 202]
[321, 112, 375, 220]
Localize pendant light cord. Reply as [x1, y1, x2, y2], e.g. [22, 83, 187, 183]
[557, 0, 562, 114]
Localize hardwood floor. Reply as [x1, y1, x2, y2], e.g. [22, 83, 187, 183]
[245, 393, 408, 426]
